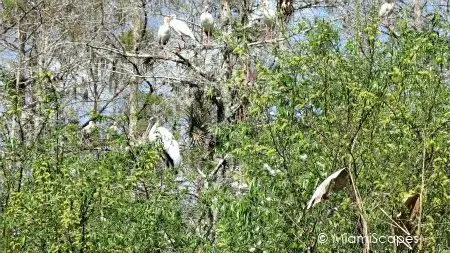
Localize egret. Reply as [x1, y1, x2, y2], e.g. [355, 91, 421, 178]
[82, 120, 97, 135]
[157, 16, 171, 47]
[379, 0, 395, 19]
[82, 120, 97, 143]
[200, 5, 214, 44]
[147, 120, 182, 168]
[169, 14, 198, 48]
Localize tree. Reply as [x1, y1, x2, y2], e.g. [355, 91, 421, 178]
[1, 0, 449, 252]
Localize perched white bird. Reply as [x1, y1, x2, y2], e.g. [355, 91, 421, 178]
[200, 5, 214, 44]
[82, 121, 97, 135]
[148, 120, 182, 168]
[82, 120, 97, 143]
[157, 16, 171, 46]
[169, 14, 198, 44]
[379, 0, 395, 18]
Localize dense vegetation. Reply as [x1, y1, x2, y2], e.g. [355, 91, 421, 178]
[0, 0, 449, 252]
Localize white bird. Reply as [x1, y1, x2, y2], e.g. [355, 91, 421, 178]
[148, 120, 182, 168]
[379, 0, 395, 18]
[169, 14, 198, 45]
[82, 120, 97, 143]
[200, 5, 214, 44]
[82, 121, 97, 135]
[263, 163, 281, 176]
[157, 16, 171, 46]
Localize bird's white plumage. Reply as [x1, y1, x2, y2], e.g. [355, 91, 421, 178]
[200, 7, 214, 34]
[379, 1, 395, 18]
[148, 120, 159, 142]
[148, 121, 182, 167]
[82, 121, 97, 134]
[157, 17, 171, 45]
[169, 14, 197, 42]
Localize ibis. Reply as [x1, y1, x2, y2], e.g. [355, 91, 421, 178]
[200, 5, 214, 44]
[169, 14, 198, 47]
[157, 16, 171, 47]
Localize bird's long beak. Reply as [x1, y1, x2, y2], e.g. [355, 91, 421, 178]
[143, 117, 155, 138]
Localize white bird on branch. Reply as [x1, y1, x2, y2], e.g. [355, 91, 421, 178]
[169, 14, 198, 49]
[379, 0, 395, 19]
[82, 120, 97, 143]
[157, 16, 171, 47]
[200, 5, 214, 44]
[147, 120, 182, 168]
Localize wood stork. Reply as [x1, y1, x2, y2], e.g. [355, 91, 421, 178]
[168, 14, 198, 48]
[147, 120, 182, 168]
[157, 16, 171, 47]
[379, 0, 395, 18]
[200, 5, 214, 44]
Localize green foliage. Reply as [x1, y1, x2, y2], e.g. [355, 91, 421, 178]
[214, 21, 450, 252]
[0, 124, 196, 252]
[1, 13, 450, 253]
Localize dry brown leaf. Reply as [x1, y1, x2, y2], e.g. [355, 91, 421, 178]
[307, 168, 349, 210]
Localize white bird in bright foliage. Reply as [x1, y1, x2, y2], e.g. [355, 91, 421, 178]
[158, 16, 171, 46]
[82, 121, 97, 135]
[263, 163, 281, 176]
[169, 14, 198, 43]
[200, 5, 214, 43]
[379, 0, 395, 18]
[82, 120, 97, 142]
[148, 120, 182, 168]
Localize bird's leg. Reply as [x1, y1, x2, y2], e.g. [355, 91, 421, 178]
[264, 25, 269, 41]
[181, 36, 187, 49]
[202, 29, 206, 44]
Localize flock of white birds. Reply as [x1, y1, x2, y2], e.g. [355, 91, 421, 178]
[158, 0, 395, 47]
[82, 0, 396, 169]
[157, 0, 280, 47]
[157, 4, 215, 47]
